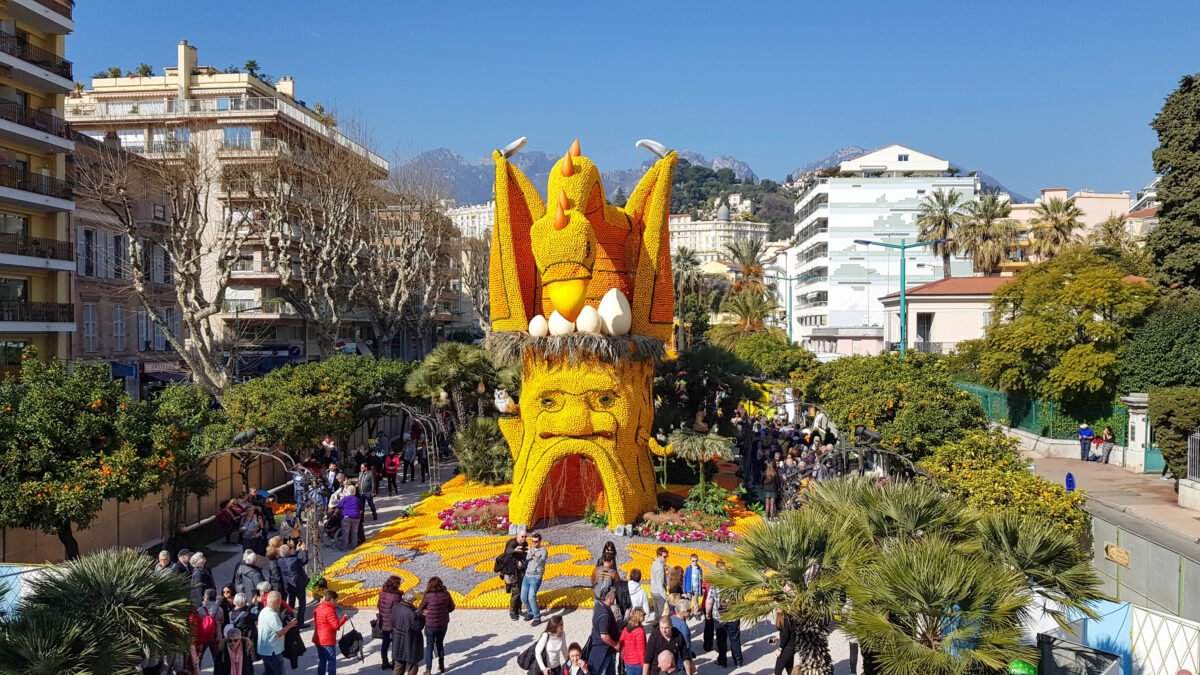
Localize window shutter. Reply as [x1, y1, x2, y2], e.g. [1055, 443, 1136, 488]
[76, 226, 86, 275]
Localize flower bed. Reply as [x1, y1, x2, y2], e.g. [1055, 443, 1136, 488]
[438, 494, 511, 534]
[634, 509, 736, 543]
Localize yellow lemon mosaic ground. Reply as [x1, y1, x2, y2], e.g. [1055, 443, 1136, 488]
[323, 474, 762, 610]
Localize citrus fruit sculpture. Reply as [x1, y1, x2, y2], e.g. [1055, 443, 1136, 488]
[486, 137, 677, 533]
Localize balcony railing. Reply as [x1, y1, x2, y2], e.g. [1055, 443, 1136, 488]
[223, 298, 298, 316]
[0, 300, 72, 322]
[219, 137, 284, 152]
[0, 32, 72, 80]
[0, 98, 70, 138]
[796, 299, 828, 309]
[795, 223, 828, 245]
[27, 0, 74, 19]
[885, 341, 955, 355]
[0, 166, 72, 200]
[0, 234, 71, 260]
[147, 140, 191, 154]
[796, 273, 828, 289]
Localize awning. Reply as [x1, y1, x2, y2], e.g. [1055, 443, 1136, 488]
[144, 372, 189, 384]
[108, 361, 137, 378]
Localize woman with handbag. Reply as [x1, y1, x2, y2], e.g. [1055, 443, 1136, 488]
[314, 590, 349, 675]
[533, 616, 569, 675]
[376, 575, 403, 670]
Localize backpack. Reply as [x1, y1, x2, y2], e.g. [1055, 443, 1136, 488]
[194, 606, 218, 645]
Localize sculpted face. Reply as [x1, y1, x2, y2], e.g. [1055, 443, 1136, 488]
[500, 353, 659, 529]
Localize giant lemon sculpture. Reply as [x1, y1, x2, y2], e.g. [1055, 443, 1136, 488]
[485, 137, 677, 533]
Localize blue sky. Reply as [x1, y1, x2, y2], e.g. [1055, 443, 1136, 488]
[70, 0, 1198, 197]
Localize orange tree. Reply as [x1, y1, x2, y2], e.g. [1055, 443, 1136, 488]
[803, 352, 987, 460]
[0, 348, 166, 559]
[151, 384, 231, 534]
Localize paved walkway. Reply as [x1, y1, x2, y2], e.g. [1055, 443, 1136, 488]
[201, 475, 858, 674]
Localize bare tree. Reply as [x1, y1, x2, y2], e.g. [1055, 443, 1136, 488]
[460, 231, 491, 334]
[248, 125, 386, 358]
[73, 133, 250, 398]
[350, 168, 456, 358]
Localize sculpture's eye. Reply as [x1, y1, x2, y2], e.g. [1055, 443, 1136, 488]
[538, 392, 565, 412]
[588, 390, 618, 411]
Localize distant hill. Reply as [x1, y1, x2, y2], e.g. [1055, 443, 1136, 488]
[789, 145, 1031, 204]
[396, 148, 759, 206]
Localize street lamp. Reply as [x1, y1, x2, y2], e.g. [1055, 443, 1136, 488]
[853, 237, 951, 360]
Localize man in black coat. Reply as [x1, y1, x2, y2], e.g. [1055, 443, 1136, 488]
[278, 543, 310, 626]
[645, 614, 691, 675]
[502, 527, 528, 621]
[391, 590, 425, 675]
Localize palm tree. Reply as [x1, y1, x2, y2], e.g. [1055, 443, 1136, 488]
[708, 508, 861, 675]
[12, 548, 193, 670]
[673, 247, 702, 349]
[1087, 213, 1133, 250]
[1030, 196, 1084, 258]
[959, 194, 1019, 274]
[667, 428, 733, 503]
[406, 342, 495, 432]
[0, 605, 138, 674]
[708, 292, 785, 349]
[721, 239, 769, 295]
[916, 189, 967, 279]
[844, 535, 1036, 675]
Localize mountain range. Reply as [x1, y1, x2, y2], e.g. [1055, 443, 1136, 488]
[398, 145, 1029, 205]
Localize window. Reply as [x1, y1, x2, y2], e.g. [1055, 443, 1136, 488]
[78, 228, 96, 276]
[83, 304, 97, 352]
[113, 234, 127, 279]
[0, 341, 25, 366]
[113, 305, 125, 351]
[116, 129, 145, 152]
[153, 203, 166, 220]
[153, 309, 167, 351]
[152, 245, 165, 283]
[0, 212, 27, 236]
[898, 154, 909, 161]
[916, 189, 926, 195]
[138, 311, 149, 351]
[981, 310, 992, 330]
[223, 126, 252, 149]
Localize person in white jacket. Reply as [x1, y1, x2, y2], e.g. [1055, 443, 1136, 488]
[627, 568, 652, 621]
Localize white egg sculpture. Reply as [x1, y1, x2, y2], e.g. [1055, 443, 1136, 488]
[527, 314, 549, 337]
[576, 305, 602, 333]
[548, 310, 575, 336]
[597, 288, 632, 335]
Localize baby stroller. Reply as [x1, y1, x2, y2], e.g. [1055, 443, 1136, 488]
[324, 508, 343, 542]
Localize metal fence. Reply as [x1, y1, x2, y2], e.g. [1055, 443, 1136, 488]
[1187, 431, 1200, 481]
[956, 381, 1129, 445]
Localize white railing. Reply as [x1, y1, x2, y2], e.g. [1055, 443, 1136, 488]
[69, 96, 388, 171]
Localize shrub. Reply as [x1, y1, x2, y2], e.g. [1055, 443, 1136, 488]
[806, 352, 987, 460]
[732, 333, 817, 381]
[683, 482, 733, 517]
[453, 417, 513, 485]
[1119, 296, 1200, 393]
[919, 430, 1090, 538]
[1148, 387, 1200, 478]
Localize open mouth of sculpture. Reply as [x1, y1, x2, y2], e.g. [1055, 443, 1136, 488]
[531, 453, 607, 526]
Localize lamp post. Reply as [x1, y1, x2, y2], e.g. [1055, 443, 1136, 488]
[853, 237, 951, 360]
[765, 271, 831, 344]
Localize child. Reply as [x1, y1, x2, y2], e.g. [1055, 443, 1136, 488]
[682, 554, 704, 616]
[567, 642, 590, 675]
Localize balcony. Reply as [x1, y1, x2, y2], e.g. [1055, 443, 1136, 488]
[7, 0, 74, 34]
[0, 166, 72, 211]
[145, 140, 192, 156]
[0, 234, 74, 271]
[68, 96, 388, 173]
[218, 137, 288, 160]
[0, 300, 74, 331]
[0, 99, 72, 152]
[0, 32, 73, 92]
[221, 298, 299, 319]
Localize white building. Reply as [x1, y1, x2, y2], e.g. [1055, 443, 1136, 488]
[668, 206, 770, 263]
[781, 144, 977, 356]
[445, 201, 494, 240]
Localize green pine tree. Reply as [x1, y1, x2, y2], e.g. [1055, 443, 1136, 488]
[1147, 73, 1200, 290]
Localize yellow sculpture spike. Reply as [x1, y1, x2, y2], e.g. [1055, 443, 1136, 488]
[569, 138, 581, 157]
[561, 153, 574, 177]
[557, 188, 570, 212]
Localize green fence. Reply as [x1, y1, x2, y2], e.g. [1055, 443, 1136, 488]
[956, 382, 1129, 446]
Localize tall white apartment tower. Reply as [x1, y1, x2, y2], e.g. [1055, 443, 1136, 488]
[782, 145, 977, 356]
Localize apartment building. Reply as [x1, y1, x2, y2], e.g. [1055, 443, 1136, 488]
[0, 0, 75, 376]
[668, 207, 770, 263]
[781, 144, 976, 355]
[70, 134, 183, 399]
[66, 40, 389, 375]
[999, 186, 1131, 271]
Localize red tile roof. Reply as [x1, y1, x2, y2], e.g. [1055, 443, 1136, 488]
[1127, 207, 1158, 219]
[880, 276, 1013, 299]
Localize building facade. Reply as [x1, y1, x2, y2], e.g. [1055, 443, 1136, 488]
[668, 207, 770, 263]
[877, 276, 1011, 355]
[782, 145, 976, 354]
[0, 0, 76, 375]
[65, 40, 389, 375]
[444, 200, 493, 333]
[70, 135, 184, 399]
[1000, 187, 1131, 271]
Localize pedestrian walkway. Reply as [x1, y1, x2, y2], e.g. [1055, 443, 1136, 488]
[1027, 453, 1200, 546]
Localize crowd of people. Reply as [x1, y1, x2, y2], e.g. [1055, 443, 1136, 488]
[729, 408, 841, 518]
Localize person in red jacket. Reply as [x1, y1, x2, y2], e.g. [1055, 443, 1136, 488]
[384, 448, 402, 495]
[313, 590, 349, 675]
